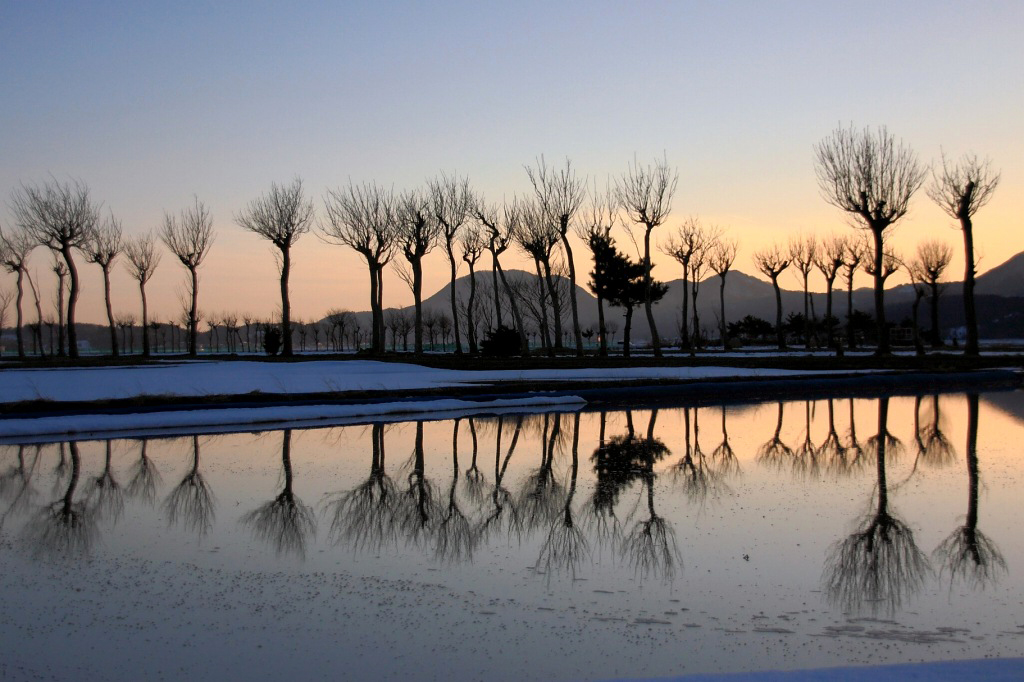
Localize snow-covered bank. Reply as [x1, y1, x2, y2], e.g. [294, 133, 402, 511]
[0, 395, 586, 441]
[0, 359, 815, 404]
[624, 658, 1024, 681]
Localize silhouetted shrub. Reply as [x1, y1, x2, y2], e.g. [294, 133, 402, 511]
[480, 325, 521, 357]
[263, 326, 282, 356]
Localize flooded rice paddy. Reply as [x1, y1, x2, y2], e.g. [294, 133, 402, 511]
[1, 391, 1023, 680]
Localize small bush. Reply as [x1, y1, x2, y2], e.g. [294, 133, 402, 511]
[480, 325, 521, 357]
[263, 326, 282, 356]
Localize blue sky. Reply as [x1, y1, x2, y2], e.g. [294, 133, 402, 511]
[2, 1, 1022, 323]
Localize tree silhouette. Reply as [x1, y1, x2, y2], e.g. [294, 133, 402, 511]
[477, 415, 524, 542]
[163, 435, 216, 537]
[819, 399, 850, 475]
[536, 413, 590, 578]
[578, 187, 619, 356]
[242, 430, 316, 558]
[434, 419, 475, 563]
[123, 232, 161, 356]
[517, 413, 566, 531]
[324, 423, 397, 553]
[89, 440, 125, 523]
[430, 173, 473, 354]
[23, 442, 97, 558]
[672, 407, 728, 505]
[842, 237, 867, 349]
[815, 235, 846, 350]
[916, 240, 952, 348]
[753, 244, 790, 350]
[789, 235, 817, 348]
[83, 212, 123, 356]
[823, 397, 929, 614]
[161, 197, 215, 356]
[928, 153, 1000, 356]
[126, 438, 162, 505]
[397, 421, 441, 547]
[0, 225, 36, 357]
[709, 237, 737, 346]
[475, 198, 529, 354]
[815, 125, 925, 354]
[596, 240, 668, 358]
[934, 394, 1006, 588]
[236, 178, 314, 357]
[394, 189, 441, 354]
[758, 402, 795, 468]
[622, 410, 678, 582]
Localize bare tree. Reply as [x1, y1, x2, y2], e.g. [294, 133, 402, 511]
[0, 225, 36, 357]
[576, 185, 618, 356]
[83, 212, 123, 356]
[429, 173, 473, 354]
[708, 237, 737, 347]
[842, 236, 868, 349]
[916, 240, 953, 348]
[753, 244, 790, 350]
[10, 178, 100, 358]
[394, 189, 440, 354]
[461, 223, 485, 353]
[789, 234, 817, 348]
[475, 197, 529, 353]
[516, 200, 562, 354]
[122, 231, 160, 356]
[235, 178, 314, 356]
[814, 234, 846, 349]
[526, 157, 586, 355]
[906, 254, 929, 355]
[927, 153, 1000, 356]
[161, 197, 215, 356]
[616, 156, 678, 356]
[0, 288, 12, 356]
[321, 182, 396, 354]
[688, 227, 715, 351]
[815, 125, 925, 354]
[52, 259, 67, 356]
[662, 217, 701, 351]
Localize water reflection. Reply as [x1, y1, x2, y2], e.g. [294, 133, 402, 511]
[325, 422, 398, 552]
[126, 438, 162, 505]
[823, 397, 929, 614]
[536, 413, 589, 578]
[164, 435, 217, 537]
[22, 441, 98, 558]
[242, 430, 316, 558]
[757, 402, 794, 467]
[89, 440, 125, 523]
[934, 393, 1007, 588]
[435, 419, 475, 563]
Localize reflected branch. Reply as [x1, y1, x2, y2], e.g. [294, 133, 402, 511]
[126, 438, 163, 505]
[324, 423, 398, 553]
[242, 430, 316, 559]
[22, 442, 97, 558]
[163, 435, 216, 537]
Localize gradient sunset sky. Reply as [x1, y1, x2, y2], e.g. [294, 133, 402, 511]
[2, 1, 1021, 325]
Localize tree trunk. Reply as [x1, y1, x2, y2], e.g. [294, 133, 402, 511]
[560, 234, 583, 356]
[772, 276, 785, 350]
[491, 256, 502, 327]
[846, 274, 856, 349]
[962, 215, 979, 356]
[62, 245, 80, 358]
[140, 280, 150, 357]
[103, 264, 118, 356]
[718, 273, 728, 347]
[642, 226, 661, 356]
[825, 276, 835, 349]
[467, 264, 477, 353]
[928, 281, 942, 348]
[189, 266, 199, 356]
[680, 265, 690, 351]
[542, 258, 563, 351]
[413, 257, 423, 354]
[14, 268, 24, 358]
[597, 296, 607, 357]
[446, 246, 462, 354]
[911, 289, 925, 356]
[623, 306, 633, 358]
[802, 274, 810, 349]
[368, 262, 380, 353]
[280, 245, 293, 356]
[495, 261, 528, 354]
[871, 228, 889, 355]
[534, 259, 552, 355]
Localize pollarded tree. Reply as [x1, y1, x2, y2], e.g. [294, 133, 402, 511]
[708, 238, 737, 347]
[235, 178, 314, 357]
[616, 156, 678, 357]
[753, 244, 790, 350]
[84, 212, 123, 356]
[842, 236, 868, 349]
[576, 186, 618, 357]
[10, 178, 100, 358]
[814, 234, 846, 349]
[161, 197, 215, 357]
[460, 223, 486, 353]
[429, 173, 473, 354]
[916, 239, 953, 348]
[123, 232, 162, 357]
[789, 234, 817, 348]
[662, 217, 701, 351]
[0, 225, 36, 357]
[516, 199, 563, 354]
[927, 153, 1000, 356]
[474, 197, 529, 354]
[321, 181, 396, 354]
[526, 157, 586, 356]
[815, 125, 925, 354]
[394, 189, 441, 354]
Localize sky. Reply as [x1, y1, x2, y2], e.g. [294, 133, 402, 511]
[1, 1, 1022, 326]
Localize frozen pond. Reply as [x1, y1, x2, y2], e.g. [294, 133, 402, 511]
[1, 391, 1023, 680]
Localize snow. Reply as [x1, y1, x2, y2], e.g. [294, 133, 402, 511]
[0, 359, 827, 404]
[0, 395, 586, 441]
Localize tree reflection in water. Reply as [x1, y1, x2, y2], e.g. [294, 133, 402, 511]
[920, 395, 956, 467]
[89, 440, 125, 522]
[396, 421, 441, 547]
[934, 393, 1007, 588]
[435, 418, 475, 563]
[758, 402, 794, 468]
[844, 398, 867, 471]
[242, 429, 316, 558]
[517, 413, 566, 533]
[621, 410, 679, 582]
[792, 401, 820, 478]
[0, 445, 41, 523]
[51, 442, 70, 497]
[462, 417, 488, 504]
[712, 406, 741, 477]
[478, 415, 524, 542]
[23, 441, 97, 558]
[823, 397, 929, 614]
[163, 435, 216, 537]
[584, 411, 623, 549]
[819, 399, 850, 475]
[324, 423, 398, 553]
[536, 413, 590, 578]
[671, 407, 728, 504]
[126, 438, 162, 505]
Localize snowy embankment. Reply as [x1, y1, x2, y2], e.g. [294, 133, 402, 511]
[0, 360, 814, 440]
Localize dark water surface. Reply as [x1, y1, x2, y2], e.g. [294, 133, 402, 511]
[1, 392, 1023, 680]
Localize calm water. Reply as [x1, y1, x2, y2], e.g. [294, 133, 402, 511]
[1, 392, 1023, 680]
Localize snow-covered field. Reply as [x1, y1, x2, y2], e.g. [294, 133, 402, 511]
[0, 359, 814, 404]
